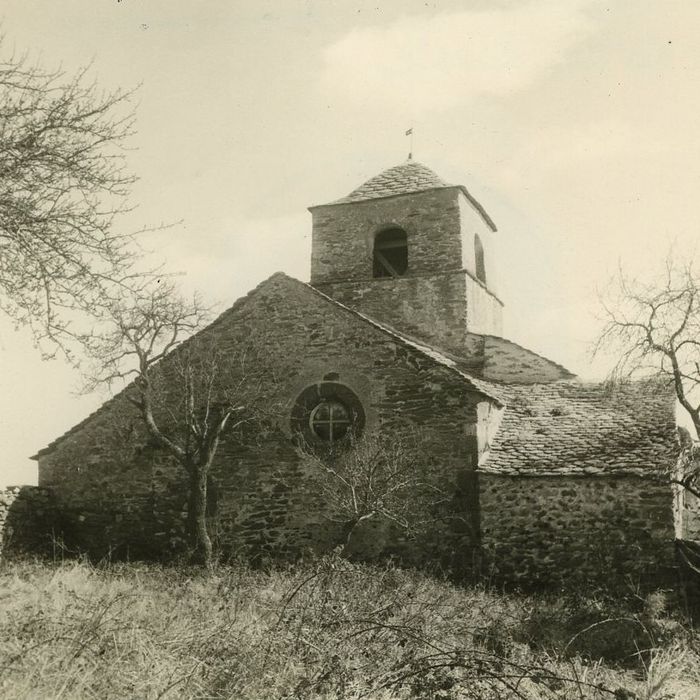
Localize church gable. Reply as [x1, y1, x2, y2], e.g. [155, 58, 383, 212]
[34, 271, 500, 560]
[36, 271, 499, 461]
[207, 274, 501, 457]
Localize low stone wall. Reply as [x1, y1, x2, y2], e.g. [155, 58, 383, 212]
[0, 486, 55, 558]
[479, 473, 676, 590]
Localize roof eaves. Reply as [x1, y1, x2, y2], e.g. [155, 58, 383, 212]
[308, 184, 457, 210]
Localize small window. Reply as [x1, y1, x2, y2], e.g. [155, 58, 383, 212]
[291, 382, 365, 446]
[373, 227, 408, 278]
[309, 400, 351, 442]
[474, 234, 486, 284]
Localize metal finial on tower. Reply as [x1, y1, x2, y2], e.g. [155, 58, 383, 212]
[405, 128, 413, 160]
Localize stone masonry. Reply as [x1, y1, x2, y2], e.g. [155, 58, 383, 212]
[35, 275, 487, 567]
[24, 158, 685, 589]
[479, 475, 676, 589]
[310, 166, 503, 351]
[0, 486, 55, 558]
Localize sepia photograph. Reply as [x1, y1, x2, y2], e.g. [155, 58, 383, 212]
[1, 1, 700, 698]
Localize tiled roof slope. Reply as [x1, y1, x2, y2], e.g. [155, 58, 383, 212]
[331, 160, 450, 204]
[34, 272, 679, 479]
[459, 334, 576, 384]
[479, 380, 680, 476]
[317, 159, 498, 231]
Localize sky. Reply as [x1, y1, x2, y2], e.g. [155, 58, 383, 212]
[1, 0, 699, 486]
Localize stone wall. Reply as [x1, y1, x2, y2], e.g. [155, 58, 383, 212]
[310, 188, 464, 284]
[315, 272, 469, 354]
[0, 486, 55, 558]
[36, 274, 485, 567]
[309, 187, 503, 347]
[479, 473, 676, 590]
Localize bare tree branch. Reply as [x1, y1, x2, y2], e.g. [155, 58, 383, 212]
[299, 434, 448, 557]
[0, 38, 165, 358]
[80, 278, 275, 569]
[595, 254, 700, 503]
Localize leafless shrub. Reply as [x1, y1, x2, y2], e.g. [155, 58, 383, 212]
[298, 434, 450, 557]
[1, 558, 696, 699]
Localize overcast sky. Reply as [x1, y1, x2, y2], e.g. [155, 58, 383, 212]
[1, 0, 698, 487]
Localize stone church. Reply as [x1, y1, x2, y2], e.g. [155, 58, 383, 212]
[30, 159, 682, 587]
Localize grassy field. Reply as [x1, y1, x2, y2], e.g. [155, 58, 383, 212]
[1, 556, 699, 699]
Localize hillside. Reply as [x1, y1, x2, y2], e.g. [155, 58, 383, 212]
[1, 557, 699, 699]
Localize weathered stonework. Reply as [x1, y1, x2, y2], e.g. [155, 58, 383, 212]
[310, 183, 503, 350]
[22, 159, 682, 591]
[0, 486, 55, 558]
[479, 474, 676, 589]
[36, 275, 486, 566]
[316, 272, 470, 354]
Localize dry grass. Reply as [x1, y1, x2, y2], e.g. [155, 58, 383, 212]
[0, 556, 699, 699]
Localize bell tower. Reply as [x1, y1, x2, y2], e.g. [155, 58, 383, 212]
[309, 160, 503, 354]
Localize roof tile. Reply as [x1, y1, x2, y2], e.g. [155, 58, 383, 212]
[330, 160, 451, 204]
[479, 380, 680, 476]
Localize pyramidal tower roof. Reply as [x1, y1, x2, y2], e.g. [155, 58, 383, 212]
[315, 158, 497, 231]
[330, 159, 452, 205]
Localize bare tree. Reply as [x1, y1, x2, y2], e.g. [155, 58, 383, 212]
[82, 281, 262, 569]
[0, 40, 144, 355]
[300, 435, 446, 557]
[595, 257, 700, 497]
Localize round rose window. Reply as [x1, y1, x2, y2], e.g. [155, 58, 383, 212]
[291, 381, 365, 446]
[309, 399, 351, 442]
